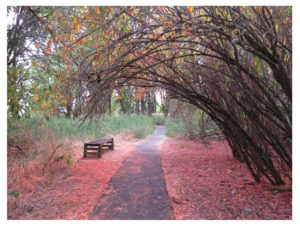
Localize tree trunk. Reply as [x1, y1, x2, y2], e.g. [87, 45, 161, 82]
[141, 92, 146, 114]
[135, 99, 140, 114]
[108, 92, 112, 115]
[153, 90, 156, 114]
[119, 99, 126, 113]
[147, 89, 152, 116]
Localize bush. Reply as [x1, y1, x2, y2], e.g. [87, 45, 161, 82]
[151, 115, 166, 125]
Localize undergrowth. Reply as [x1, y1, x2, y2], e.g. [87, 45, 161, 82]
[7, 114, 184, 198]
[7, 115, 169, 195]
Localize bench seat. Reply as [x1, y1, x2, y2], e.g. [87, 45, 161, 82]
[84, 137, 114, 157]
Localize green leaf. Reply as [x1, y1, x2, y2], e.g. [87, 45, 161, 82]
[11, 201, 17, 210]
[255, 56, 262, 72]
[8, 189, 19, 198]
[275, 23, 279, 33]
[32, 60, 37, 67]
[225, 76, 231, 88]
[66, 154, 72, 166]
[216, 60, 219, 69]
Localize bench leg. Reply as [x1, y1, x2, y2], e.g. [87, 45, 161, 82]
[98, 144, 102, 158]
[111, 138, 114, 150]
[84, 144, 87, 157]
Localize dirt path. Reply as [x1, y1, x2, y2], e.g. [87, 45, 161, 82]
[89, 126, 174, 220]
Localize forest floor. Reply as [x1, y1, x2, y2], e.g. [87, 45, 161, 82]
[7, 131, 292, 220]
[162, 138, 292, 220]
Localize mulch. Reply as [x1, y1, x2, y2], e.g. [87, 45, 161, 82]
[161, 138, 292, 220]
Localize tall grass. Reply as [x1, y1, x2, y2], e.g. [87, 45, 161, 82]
[164, 118, 188, 137]
[45, 114, 157, 139]
[8, 114, 186, 141]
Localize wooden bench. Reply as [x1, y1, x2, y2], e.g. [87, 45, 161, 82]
[84, 137, 114, 158]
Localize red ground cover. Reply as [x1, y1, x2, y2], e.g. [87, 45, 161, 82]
[161, 138, 292, 220]
[8, 137, 142, 219]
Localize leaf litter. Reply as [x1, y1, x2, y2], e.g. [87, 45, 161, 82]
[161, 138, 292, 220]
[8, 135, 143, 220]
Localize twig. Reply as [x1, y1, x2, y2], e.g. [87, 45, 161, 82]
[7, 142, 26, 156]
[43, 144, 62, 174]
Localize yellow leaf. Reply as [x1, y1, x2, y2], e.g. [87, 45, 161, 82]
[131, 8, 137, 15]
[284, 54, 290, 62]
[232, 28, 238, 35]
[34, 95, 39, 101]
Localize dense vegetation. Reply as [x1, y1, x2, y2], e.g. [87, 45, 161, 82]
[7, 6, 292, 185]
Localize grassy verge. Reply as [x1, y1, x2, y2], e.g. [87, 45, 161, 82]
[45, 114, 157, 139]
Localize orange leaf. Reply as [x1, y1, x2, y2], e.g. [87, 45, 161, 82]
[188, 6, 194, 13]
[95, 7, 100, 14]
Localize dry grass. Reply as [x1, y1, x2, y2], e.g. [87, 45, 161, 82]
[7, 126, 87, 216]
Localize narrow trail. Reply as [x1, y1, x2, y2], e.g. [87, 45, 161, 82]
[89, 126, 174, 220]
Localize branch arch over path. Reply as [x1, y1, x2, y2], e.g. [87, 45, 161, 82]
[32, 6, 291, 185]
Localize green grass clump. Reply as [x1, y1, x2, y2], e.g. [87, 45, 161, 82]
[151, 115, 166, 125]
[164, 118, 187, 137]
[8, 114, 188, 144]
[43, 114, 158, 140]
